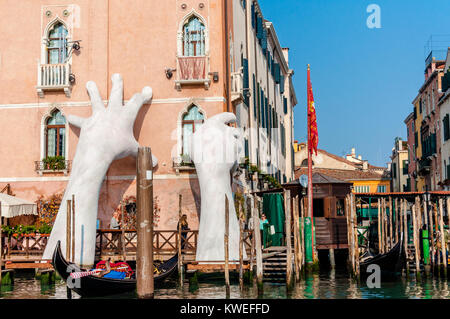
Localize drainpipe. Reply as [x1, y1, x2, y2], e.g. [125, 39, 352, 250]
[223, 0, 231, 113]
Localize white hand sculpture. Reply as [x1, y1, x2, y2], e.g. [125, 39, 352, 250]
[43, 74, 156, 267]
[190, 112, 246, 262]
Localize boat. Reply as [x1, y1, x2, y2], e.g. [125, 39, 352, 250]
[52, 241, 178, 297]
[359, 235, 405, 279]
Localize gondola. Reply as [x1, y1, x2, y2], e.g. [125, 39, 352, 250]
[52, 241, 178, 297]
[359, 235, 405, 279]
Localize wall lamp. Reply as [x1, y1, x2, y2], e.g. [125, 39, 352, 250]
[165, 68, 177, 79]
[209, 72, 219, 82]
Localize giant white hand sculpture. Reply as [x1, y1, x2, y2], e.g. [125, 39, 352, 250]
[42, 74, 157, 267]
[190, 112, 246, 262]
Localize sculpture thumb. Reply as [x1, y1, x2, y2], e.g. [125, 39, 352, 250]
[208, 112, 236, 126]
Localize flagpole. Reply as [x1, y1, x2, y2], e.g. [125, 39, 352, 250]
[307, 64, 315, 264]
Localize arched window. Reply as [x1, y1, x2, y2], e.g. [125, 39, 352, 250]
[182, 105, 205, 156]
[46, 110, 66, 157]
[300, 159, 314, 167]
[183, 16, 206, 56]
[47, 22, 68, 64]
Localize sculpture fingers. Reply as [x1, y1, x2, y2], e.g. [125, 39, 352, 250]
[66, 114, 86, 128]
[125, 87, 153, 119]
[86, 81, 105, 115]
[108, 74, 124, 109]
[207, 112, 237, 126]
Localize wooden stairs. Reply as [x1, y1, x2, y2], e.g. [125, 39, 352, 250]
[262, 246, 287, 282]
[406, 244, 424, 273]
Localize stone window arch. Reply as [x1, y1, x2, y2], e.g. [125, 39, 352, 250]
[40, 107, 69, 160]
[177, 10, 209, 57]
[176, 102, 207, 161]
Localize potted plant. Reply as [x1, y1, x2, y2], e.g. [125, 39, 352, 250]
[42, 156, 66, 171]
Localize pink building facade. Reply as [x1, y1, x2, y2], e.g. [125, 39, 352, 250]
[0, 1, 297, 229]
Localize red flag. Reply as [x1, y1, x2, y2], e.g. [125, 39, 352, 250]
[307, 65, 318, 155]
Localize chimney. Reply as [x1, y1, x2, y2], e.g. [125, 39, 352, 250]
[282, 48, 290, 66]
[351, 148, 356, 157]
[363, 161, 368, 171]
[358, 155, 362, 160]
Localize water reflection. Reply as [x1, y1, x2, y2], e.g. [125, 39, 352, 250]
[1, 271, 450, 299]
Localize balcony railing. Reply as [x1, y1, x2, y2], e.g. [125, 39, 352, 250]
[35, 160, 71, 176]
[231, 68, 244, 103]
[172, 156, 195, 174]
[175, 56, 210, 90]
[36, 63, 72, 97]
[418, 158, 431, 176]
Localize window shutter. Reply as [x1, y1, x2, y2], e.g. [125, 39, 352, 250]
[260, 89, 264, 127]
[274, 63, 280, 83]
[251, 3, 256, 29]
[261, 30, 268, 53]
[243, 59, 249, 106]
[284, 97, 288, 114]
[253, 75, 257, 118]
[280, 74, 285, 94]
[256, 16, 263, 40]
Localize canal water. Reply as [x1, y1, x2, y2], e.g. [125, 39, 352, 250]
[1, 268, 450, 299]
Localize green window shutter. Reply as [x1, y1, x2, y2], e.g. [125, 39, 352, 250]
[274, 63, 280, 83]
[284, 97, 288, 114]
[253, 75, 257, 119]
[280, 74, 285, 94]
[243, 59, 249, 107]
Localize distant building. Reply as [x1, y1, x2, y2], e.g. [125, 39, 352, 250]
[390, 137, 409, 192]
[294, 144, 391, 193]
[438, 48, 450, 190]
[407, 50, 445, 191]
[404, 112, 416, 191]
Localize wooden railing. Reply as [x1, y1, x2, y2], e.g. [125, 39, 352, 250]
[2, 234, 49, 258]
[95, 229, 254, 257]
[1, 229, 254, 260]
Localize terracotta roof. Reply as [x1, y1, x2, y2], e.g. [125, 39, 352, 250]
[295, 167, 390, 182]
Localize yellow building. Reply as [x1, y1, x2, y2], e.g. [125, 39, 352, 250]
[294, 143, 391, 193]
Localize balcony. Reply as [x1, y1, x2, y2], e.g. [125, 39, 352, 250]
[172, 155, 196, 175]
[231, 68, 244, 103]
[175, 56, 210, 91]
[36, 63, 72, 98]
[35, 160, 71, 176]
[417, 158, 431, 176]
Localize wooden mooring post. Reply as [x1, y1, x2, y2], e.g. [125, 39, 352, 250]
[284, 189, 293, 288]
[252, 196, 263, 292]
[66, 199, 72, 260]
[434, 202, 441, 273]
[178, 194, 183, 288]
[402, 199, 409, 274]
[439, 198, 447, 277]
[238, 202, 244, 291]
[412, 204, 421, 278]
[389, 197, 393, 249]
[136, 147, 154, 299]
[428, 200, 435, 270]
[71, 195, 76, 263]
[224, 195, 230, 298]
[293, 195, 302, 279]
[377, 198, 382, 254]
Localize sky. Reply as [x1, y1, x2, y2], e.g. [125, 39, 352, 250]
[258, 0, 450, 167]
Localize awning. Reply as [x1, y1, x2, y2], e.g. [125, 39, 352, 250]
[0, 193, 38, 218]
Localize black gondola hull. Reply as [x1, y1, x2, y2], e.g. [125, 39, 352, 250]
[359, 238, 405, 280]
[52, 241, 178, 297]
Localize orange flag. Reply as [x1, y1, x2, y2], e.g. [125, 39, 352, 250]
[307, 65, 318, 155]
